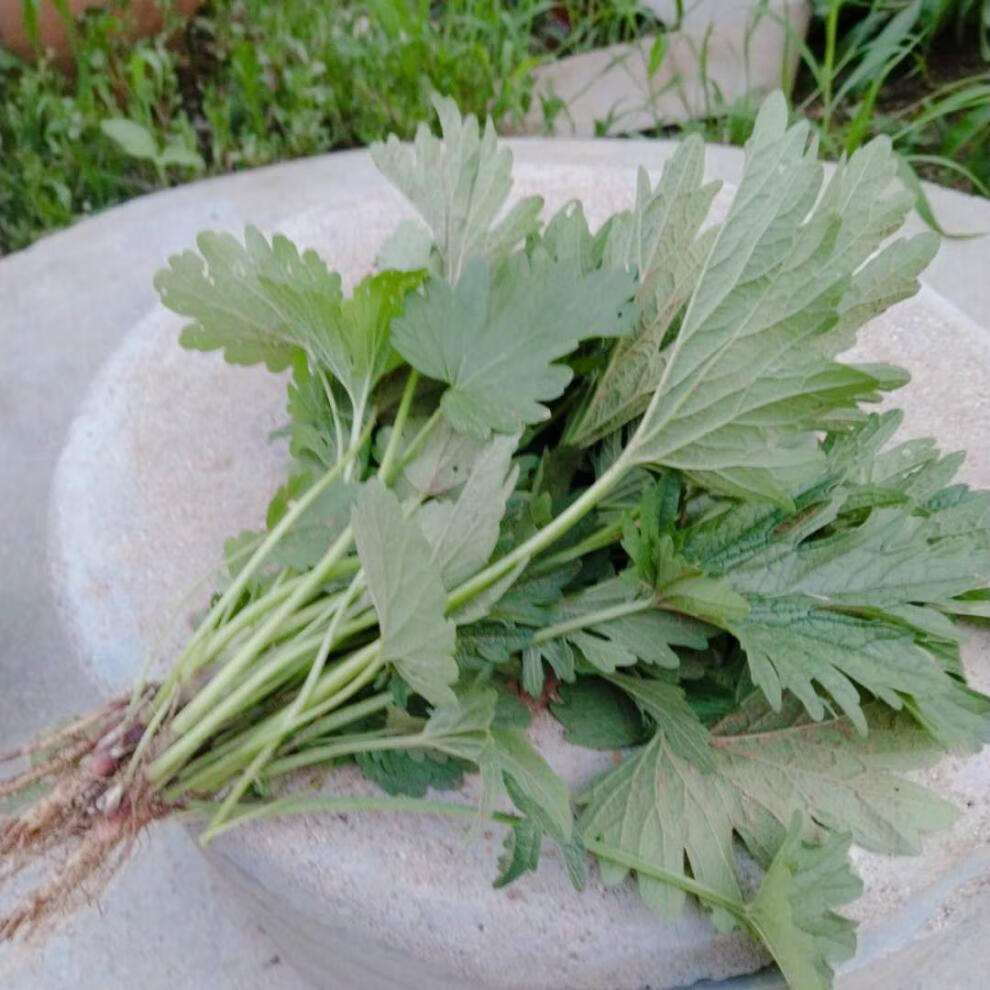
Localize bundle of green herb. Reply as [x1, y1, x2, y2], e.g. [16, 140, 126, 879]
[3, 92, 989, 990]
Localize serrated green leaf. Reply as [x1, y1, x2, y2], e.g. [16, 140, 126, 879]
[676, 443, 990, 746]
[605, 673, 715, 772]
[393, 257, 636, 437]
[727, 505, 990, 609]
[357, 748, 467, 797]
[351, 480, 458, 706]
[621, 94, 937, 502]
[265, 474, 358, 572]
[567, 631, 640, 674]
[417, 433, 519, 588]
[395, 417, 487, 497]
[157, 231, 422, 411]
[376, 219, 435, 273]
[522, 639, 575, 696]
[455, 618, 534, 665]
[493, 804, 587, 892]
[534, 200, 609, 276]
[494, 818, 542, 888]
[823, 410, 974, 511]
[334, 268, 427, 400]
[354, 686, 497, 798]
[284, 358, 344, 472]
[578, 695, 956, 927]
[524, 570, 715, 693]
[621, 504, 751, 628]
[370, 94, 542, 281]
[156, 226, 343, 372]
[417, 684, 498, 761]
[553, 576, 713, 660]
[572, 140, 720, 446]
[485, 726, 572, 841]
[501, 774, 588, 892]
[550, 677, 646, 750]
[730, 596, 990, 748]
[746, 815, 860, 990]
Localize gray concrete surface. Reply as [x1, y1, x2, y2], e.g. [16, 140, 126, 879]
[3, 138, 990, 988]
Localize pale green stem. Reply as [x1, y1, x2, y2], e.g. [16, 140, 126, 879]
[189, 796, 748, 931]
[165, 642, 384, 798]
[288, 690, 393, 748]
[145, 417, 373, 732]
[147, 617, 333, 789]
[302, 644, 386, 720]
[377, 369, 420, 483]
[204, 571, 368, 835]
[149, 525, 357, 783]
[171, 623, 330, 771]
[196, 575, 339, 667]
[203, 370, 422, 798]
[446, 455, 630, 612]
[394, 408, 442, 477]
[153, 423, 628, 799]
[532, 598, 653, 644]
[130, 538, 258, 707]
[197, 595, 653, 789]
[263, 729, 405, 779]
[531, 517, 626, 576]
[195, 588, 342, 689]
[195, 422, 366, 646]
[193, 793, 516, 841]
[170, 690, 393, 797]
[343, 389, 368, 482]
[259, 601, 654, 780]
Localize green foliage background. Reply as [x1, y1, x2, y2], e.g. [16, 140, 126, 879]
[0, 0, 987, 254]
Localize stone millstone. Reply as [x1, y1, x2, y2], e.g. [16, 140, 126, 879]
[45, 161, 990, 989]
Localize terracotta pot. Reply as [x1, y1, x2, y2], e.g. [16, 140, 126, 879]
[0, 0, 201, 62]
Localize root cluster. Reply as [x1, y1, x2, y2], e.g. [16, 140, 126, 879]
[0, 693, 170, 942]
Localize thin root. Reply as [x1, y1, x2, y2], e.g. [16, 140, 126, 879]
[0, 736, 101, 802]
[0, 695, 171, 944]
[0, 695, 130, 765]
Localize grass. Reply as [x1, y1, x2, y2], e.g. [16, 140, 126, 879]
[0, 0, 988, 254]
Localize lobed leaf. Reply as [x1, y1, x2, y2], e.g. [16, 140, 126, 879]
[158, 228, 423, 409]
[357, 749, 467, 798]
[676, 432, 990, 746]
[746, 815, 860, 990]
[605, 673, 715, 772]
[571, 139, 720, 445]
[157, 225, 342, 372]
[417, 433, 520, 588]
[370, 94, 542, 282]
[549, 678, 647, 750]
[619, 94, 937, 502]
[392, 256, 636, 436]
[578, 693, 956, 927]
[351, 480, 458, 706]
[494, 818, 542, 889]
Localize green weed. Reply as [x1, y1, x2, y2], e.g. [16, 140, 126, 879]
[0, 0, 987, 253]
